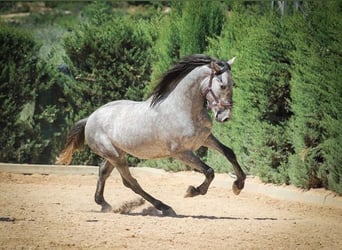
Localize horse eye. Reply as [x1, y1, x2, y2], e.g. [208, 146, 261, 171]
[220, 85, 227, 90]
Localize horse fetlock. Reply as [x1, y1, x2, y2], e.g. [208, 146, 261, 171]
[94, 194, 104, 205]
[95, 194, 113, 212]
[153, 200, 170, 212]
[199, 186, 209, 195]
[236, 178, 245, 189]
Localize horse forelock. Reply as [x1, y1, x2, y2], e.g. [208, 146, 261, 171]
[149, 54, 214, 107]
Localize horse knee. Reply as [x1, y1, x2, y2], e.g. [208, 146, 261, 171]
[205, 168, 215, 181]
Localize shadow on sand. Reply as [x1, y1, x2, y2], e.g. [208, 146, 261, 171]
[123, 206, 279, 221]
[88, 205, 284, 221]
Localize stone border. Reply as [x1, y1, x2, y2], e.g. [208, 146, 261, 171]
[0, 162, 98, 175]
[0, 162, 341, 209]
[243, 179, 342, 209]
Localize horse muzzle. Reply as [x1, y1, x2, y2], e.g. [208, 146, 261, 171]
[215, 109, 231, 123]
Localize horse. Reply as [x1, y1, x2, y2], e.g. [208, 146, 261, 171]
[56, 54, 246, 216]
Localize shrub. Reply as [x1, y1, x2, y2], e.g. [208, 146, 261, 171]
[0, 23, 68, 163]
[287, 2, 342, 193]
[206, 2, 342, 194]
[146, 0, 225, 95]
[62, 4, 154, 164]
[206, 9, 293, 183]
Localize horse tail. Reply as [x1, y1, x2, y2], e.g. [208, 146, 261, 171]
[56, 118, 88, 165]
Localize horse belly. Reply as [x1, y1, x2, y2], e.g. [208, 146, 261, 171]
[113, 123, 211, 160]
[111, 125, 173, 159]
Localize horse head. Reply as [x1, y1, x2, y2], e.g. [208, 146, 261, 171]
[203, 57, 236, 123]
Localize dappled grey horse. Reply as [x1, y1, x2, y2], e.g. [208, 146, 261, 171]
[56, 54, 246, 216]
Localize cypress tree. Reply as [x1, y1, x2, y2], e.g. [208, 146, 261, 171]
[287, 2, 342, 193]
[207, 5, 293, 183]
[0, 24, 39, 162]
[147, 0, 225, 95]
[179, 0, 225, 56]
[0, 23, 68, 163]
[63, 4, 154, 165]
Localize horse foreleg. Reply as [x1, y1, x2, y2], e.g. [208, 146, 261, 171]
[95, 160, 115, 212]
[204, 134, 246, 195]
[115, 162, 176, 217]
[174, 151, 215, 198]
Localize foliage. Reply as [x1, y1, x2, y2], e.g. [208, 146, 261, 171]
[178, 0, 225, 56]
[1, 1, 341, 194]
[0, 3, 155, 165]
[206, 7, 293, 184]
[146, 0, 225, 95]
[205, 1, 342, 193]
[62, 2, 155, 164]
[0, 24, 68, 163]
[287, 2, 342, 193]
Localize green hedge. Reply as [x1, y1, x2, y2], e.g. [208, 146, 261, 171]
[147, 0, 225, 94]
[1, 1, 341, 194]
[205, 2, 342, 193]
[287, 3, 342, 193]
[62, 4, 155, 164]
[0, 23, 69, 163]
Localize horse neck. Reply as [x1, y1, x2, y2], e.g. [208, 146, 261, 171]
[164, 66, 211, 114]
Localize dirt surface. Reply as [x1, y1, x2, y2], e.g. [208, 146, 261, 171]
[1, 167, 341, 250]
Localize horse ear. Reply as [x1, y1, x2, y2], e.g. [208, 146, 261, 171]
[227, 57, 236, 66]
[210, 61, 221, 73]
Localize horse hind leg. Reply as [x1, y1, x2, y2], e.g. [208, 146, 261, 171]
[114, 161, 176, 217]
[95, 160, 115, 212]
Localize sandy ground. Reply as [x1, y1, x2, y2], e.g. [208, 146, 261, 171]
[0, 167, 341, 250]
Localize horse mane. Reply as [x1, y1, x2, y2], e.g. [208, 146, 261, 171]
[149, 54, 214, 107]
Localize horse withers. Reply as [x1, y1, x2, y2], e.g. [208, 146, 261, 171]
[56, 54, 246, 216]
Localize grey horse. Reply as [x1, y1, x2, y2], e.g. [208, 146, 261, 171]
[56, 54, 246, 216]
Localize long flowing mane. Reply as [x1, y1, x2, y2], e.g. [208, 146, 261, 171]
[149, 54, 214, 107]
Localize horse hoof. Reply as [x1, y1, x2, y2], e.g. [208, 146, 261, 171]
[101, 204, 113, 213]
[232, 185, 241, 195]
[184, 185, 199, 198]
[162, 207, 177, 217]
[232, 181, 243, 195]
